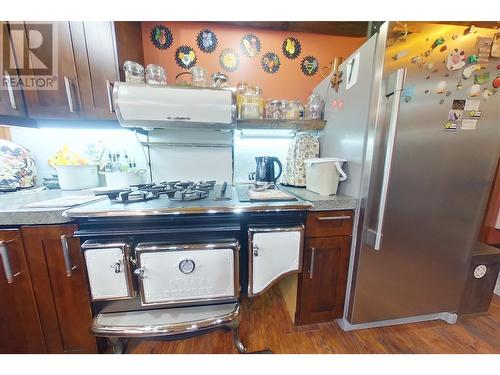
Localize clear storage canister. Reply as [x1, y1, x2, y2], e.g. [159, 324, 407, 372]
[190, 66, 208, 87]
[306, 94, 323, 120]
[145, 64, 167, 85]
[286, 100, 301, 120]
[236, 81, 249, 118]
[123, 61, 145, 83]
[241, 87, 260, 119]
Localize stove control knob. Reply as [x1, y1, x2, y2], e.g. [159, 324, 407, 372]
[179, 259, 195, 274]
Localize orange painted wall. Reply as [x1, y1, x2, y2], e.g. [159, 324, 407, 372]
[141, 22, 365, 102]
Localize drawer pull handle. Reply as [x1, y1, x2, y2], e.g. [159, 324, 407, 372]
[317, 216, 351, 221]
[0, 240, 14, 283]
[60, 235, 77, 277]
[309, 247, 316, 279]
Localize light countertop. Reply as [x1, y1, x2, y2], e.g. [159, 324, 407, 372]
[0, 188, 102, 225]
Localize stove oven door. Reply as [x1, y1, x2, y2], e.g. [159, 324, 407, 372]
[82, 241, 135, 301]
[248, 226, 304, 297]
[134, 241, 239, 307]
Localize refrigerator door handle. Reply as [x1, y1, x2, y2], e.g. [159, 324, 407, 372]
[373, 68, 406, 251]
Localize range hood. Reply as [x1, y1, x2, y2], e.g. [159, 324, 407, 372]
[113, 82, 235, 130]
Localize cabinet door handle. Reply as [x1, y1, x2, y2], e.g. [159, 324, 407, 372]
[309, 247, 316, 279]
[64, 76, 75, 113]
[317, 216, 352, 221]
[3, 71, 17, 110]
[0, 240, 14, 283]
[60, 235, 77, 277]
[106, 80, 114, 113]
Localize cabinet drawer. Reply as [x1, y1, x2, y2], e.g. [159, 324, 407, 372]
[306, 211, 353, 238]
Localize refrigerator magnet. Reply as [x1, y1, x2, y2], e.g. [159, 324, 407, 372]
[444, 120, 458, 131]
[461, 119, 477, 130]
[452, 100, 466, 110]
[474, 71, 490, 85]
[464, 99, 480, 111]
[448, 110, 463, 122]
[462, 64, 480, 80]
[492, 33, 500, 58]
[436, 80, 447, 94]
[467, 110, 482, 119]
[469, 84, 481, 97]
[446, 49, 466, 71]
[345, 52, 360, 90]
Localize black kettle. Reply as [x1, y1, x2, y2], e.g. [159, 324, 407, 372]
[249, 156, 283, 185]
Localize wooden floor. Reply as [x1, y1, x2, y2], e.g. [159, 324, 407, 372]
[126, 286, 500, 354]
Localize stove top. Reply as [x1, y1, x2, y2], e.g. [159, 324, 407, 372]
[95, 180, 231, 203]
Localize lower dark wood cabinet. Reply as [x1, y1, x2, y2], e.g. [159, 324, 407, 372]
[0, 229, 46, 353]
[295, 236, 351, 325]
[21, 225, 97, 353]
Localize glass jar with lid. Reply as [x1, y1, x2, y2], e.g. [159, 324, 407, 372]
[241, 87, 261, 119]
[306, 93, 324, 120]
[236, 81, 249, 118]
[190, 66, 208, 87]
[286, 100, 302, 120]
[123, 61, 145, 83]
[145, 64, 167, 85]
[253, 86, 265, 119]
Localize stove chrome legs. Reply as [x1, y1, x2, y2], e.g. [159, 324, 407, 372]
[225, 319, 247, 354]
[109, 337, 127, 354]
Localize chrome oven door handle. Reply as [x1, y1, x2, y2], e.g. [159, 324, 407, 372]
[373, 67, 406, 251]
[4, 71, 17, 110]
[0, 240, 14, 283]
[60, 235, 77, 276]
[253, 244, 260, 257]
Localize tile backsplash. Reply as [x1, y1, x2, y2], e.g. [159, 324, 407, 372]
[7, 125, 293, 185]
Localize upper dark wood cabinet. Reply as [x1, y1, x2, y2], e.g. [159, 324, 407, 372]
[0, 229, 46, 353]
[21, 225, 97, 353]
[0, 22, 27, 118]
[9, 22, 82, 120]
[71, 22, 117, 120]
[4, 21, 143, 122]
[113, 22, 144, 83]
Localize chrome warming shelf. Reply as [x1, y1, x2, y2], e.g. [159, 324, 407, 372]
[63, 186, 312, 218]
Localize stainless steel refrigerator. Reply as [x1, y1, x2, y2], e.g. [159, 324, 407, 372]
[315, 22, 500, 330]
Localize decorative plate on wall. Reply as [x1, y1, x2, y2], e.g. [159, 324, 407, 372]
[240, 34, 261, 58]
[196, 29, 218, 53]
[150, 25, 173, 50]
[175, 45, 197, 69]
[219, 48, 240, 72]
[261, 52, 280, 74]
[301, 56, 319, 76]
[282, 37, 301, 59]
